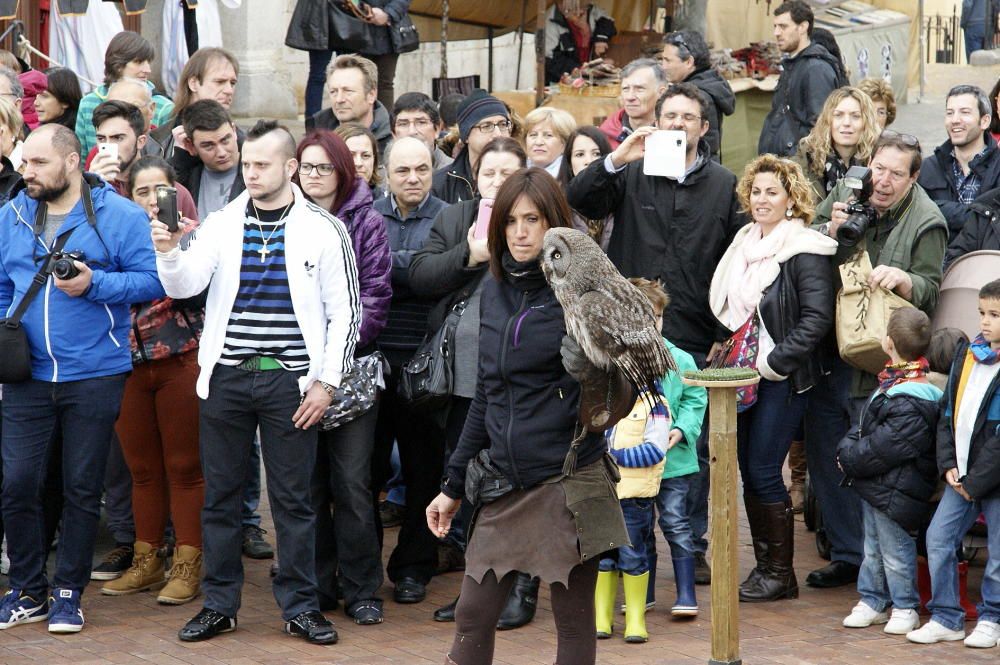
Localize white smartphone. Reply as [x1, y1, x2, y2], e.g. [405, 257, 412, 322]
[97, 142, 119, 162]
[642, 130, 687, 179]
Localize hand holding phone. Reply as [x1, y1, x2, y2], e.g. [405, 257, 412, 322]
[156, 186, 180, 233]
[473, 198, 494, 240]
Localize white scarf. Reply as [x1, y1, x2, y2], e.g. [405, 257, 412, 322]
[723, 219, 798, 330]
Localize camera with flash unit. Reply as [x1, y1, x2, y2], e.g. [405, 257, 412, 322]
[836, 165, 878, 247]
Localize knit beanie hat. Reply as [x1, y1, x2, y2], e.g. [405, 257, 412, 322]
[456, 89, 509, 142]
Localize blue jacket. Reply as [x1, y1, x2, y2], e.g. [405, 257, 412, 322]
[0, 178, 164, 382]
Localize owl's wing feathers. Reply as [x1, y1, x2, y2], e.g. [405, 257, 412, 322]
[575, 289, 677, 401]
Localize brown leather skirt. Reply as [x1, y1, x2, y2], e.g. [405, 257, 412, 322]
[464, 458, 628, 587]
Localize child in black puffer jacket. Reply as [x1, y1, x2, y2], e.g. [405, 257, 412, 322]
[836, 308, 942, 636]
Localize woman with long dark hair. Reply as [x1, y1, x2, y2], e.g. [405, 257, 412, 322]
[426, 168, 628, 665]
[35, 67, 82, 131]
[557, 126, 615, 249]
[294, 128, 392, 624]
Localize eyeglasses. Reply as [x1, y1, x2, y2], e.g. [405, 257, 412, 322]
[879, 130, 920, 149]
[661, 112, 702, 124]
[395, 118, 434, 130]
[299, 162, 335, 176]
[474, 120, 513, 135]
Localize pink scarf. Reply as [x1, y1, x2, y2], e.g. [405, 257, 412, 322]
[725, 219, 797, 329]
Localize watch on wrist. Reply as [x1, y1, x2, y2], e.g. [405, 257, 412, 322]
[319, 381, 335, 399]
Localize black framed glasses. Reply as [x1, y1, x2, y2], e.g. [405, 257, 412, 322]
[298, 162, 335, 176]
[474, 120, 513, 135]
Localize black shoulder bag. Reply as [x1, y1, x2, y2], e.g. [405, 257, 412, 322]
[0, 182, 97, 383]
[388, 13, 419, 54]
[397, 299, 466, 409]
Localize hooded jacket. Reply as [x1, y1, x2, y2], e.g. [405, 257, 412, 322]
[757, 42, 841, 157]
[306, 101, 393, 158]
[918, 134, 1000, 237]
[684, 67, 735, 161]
[332, 176, 392, 349]
[431, 147, 475, 204]
[837, 381, 943, 532]
[0, 178, 164, 382]
[710, 222, 837, 393]
[598, 108, 633, 150]
[18, 69, 47, 131]
[442, 273, 605, 497]
[566, 143, 745, 356]
[944, 184, 1000, 268]
[938, 339, 1000, 501]
[286, 0, 411, 56]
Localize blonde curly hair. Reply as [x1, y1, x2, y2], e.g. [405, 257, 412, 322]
[797, 86, 880, 181]
[737, 154, 816, 224]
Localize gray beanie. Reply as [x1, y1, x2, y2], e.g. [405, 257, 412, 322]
[456, 89, 509, 142]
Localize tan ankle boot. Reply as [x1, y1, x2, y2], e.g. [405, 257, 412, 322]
[157, 545, 202, 605]
[101, 541, 165, 595]
[787, 439, 806, 514]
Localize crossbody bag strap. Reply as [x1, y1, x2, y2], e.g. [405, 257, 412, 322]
[6, 216, 72, 327]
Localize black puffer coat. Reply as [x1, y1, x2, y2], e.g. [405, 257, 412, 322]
[684, 67, 735, 161]
[408, 198, 489, 331]
[944, 185, 1000, 269]
[285, 0, 411, 55]
[757, 42, 841, 157]
[757, 252, 835, 393]
[442, 274, 604, 498]
[836, 382, 943, 532]
[919, 134, 1000, 238]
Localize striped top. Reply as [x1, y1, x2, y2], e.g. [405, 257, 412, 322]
[219, 207, 308, 369]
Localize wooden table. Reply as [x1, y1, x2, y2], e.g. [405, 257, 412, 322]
[682, 374, 760, 665]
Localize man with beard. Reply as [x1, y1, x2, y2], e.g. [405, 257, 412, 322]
[919, 84, 1000, 238]
[89, 100, 149, 198]
[153, 120, 361, 646]
[0, 124, 163, 634]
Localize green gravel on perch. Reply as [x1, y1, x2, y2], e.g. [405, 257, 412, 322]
[683, 368, 759, 381]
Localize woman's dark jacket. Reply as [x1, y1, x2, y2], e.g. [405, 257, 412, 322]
[836, 382, 942, 532]
[938, 338, 1000, 501]
[408, 198, 489, 331]
[0, 157, 22, 207]
[758, 252, 835, 393]
[285, 0, 411, 55]
[431, 147, 475, 205]
[944, 185, 1000, 269]
[442, 275, 604, 499]
[331, 177, 392, 349]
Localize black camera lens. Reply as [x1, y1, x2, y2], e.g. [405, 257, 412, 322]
[52, 258, 80, 280]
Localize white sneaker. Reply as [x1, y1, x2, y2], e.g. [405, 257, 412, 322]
[884, 608, 920, 635]
[964, 620, 1000, 648]
[906, 620, 966, 643]
[842, 602, 888, 628]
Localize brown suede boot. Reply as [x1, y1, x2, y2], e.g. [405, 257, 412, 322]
[787, 440, 806, 514]
[100, 541, 165, 595]
[157, 545, 202, 605]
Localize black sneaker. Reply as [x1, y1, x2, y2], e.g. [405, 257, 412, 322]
[178, 608, 237, 642]
[285, 610, 338, 644]
[91, 543, 134, 581]
[241, 526, 274, 559]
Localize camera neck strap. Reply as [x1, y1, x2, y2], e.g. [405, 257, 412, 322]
[7, 178, 97, 328]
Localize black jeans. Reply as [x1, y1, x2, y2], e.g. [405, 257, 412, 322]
[373, 365, 445, 585]
[314, 401, 383, 610]
[199, 365, 320, 620]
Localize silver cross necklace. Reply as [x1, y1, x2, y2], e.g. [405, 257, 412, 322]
[251, 201, 292, 262]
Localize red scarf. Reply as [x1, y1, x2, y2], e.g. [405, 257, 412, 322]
[877, 357, 929, 392]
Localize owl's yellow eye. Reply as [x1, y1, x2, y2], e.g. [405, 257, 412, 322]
[553, 251, 561, 260]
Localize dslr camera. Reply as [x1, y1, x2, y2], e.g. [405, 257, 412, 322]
[51, 251, 87, 280]
[836, 165, 879, 247]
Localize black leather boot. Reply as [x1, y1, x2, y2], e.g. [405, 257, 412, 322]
[433, 596, 459, 622]
[739, 499, 798, 602]
[740, 494, 769, 595]
[496, 572, 540, 630]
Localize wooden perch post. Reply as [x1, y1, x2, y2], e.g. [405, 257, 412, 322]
[682, 372, 759, 665]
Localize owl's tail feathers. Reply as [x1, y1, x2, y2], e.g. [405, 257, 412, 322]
[615, 341, 676, 411]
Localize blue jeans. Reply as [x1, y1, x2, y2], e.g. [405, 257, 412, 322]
[737, 378, 807, 503]
[2, 374, 127, 597]
[240, 434, 262, 528]
[804, 356, 863, 566]
[857, 500, 919, 612]
[103, 432, 135, 544]
[600, 498, 654, 575]
[926, 485, 1000, 630]
[644, 474, 696, 603]
[965, 24, 987, 61]
[306, 50, 334, 120]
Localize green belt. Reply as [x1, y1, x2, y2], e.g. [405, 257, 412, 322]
[235, 356, 283, 371]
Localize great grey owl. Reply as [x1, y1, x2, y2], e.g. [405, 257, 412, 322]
[541, 227, 677, 402]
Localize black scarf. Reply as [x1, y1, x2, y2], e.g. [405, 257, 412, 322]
[502, 251, 547, 292]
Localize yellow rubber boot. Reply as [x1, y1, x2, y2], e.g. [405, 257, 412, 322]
[622, 572, 649, 643]
[594, 570, 617, 639]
